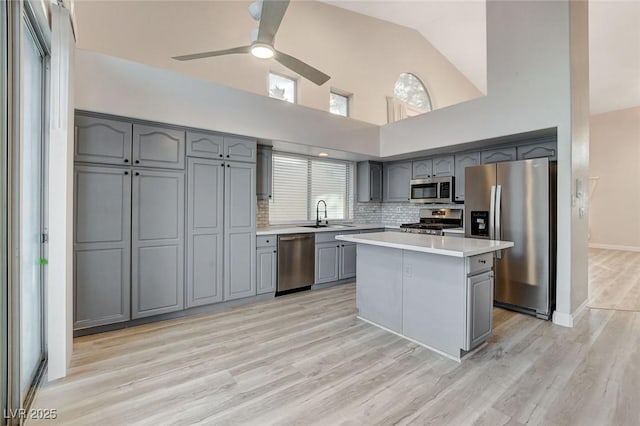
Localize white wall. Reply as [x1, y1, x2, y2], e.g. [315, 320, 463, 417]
[72, 0, 482, 125]
[75, 49, 381, 157]
[379, 0, 590, 325]
[589, 107, 640, 250]
[47, 4, 75, 381]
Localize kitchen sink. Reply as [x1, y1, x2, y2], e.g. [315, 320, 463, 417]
[301, 225, 329, 229]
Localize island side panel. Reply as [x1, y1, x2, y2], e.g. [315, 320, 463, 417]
[402, 251, 467, 359]
[355, 244, 403, 333]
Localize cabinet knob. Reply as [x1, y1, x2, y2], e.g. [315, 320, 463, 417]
[219, 154, 223, 158]
[337, 245, 340, 248]
[226, 154, 230, 158]
[268, 195, 272, 199]
[220, 163, 224, 167]
[135, 172, 140, 176]
[479, 259, 486, 264]
[266, 240, 269, 243]
[135, 160, 140, 164]
[273, 250, 277, 253]
[124, 159, 129, 163]
[124, 171, 129, 175]
[370, 197, 372, 201]
[227, 164, 230, 168]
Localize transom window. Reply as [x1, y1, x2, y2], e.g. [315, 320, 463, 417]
[393, 73, 431, 112]
[329, 92, 349, 117]
[269, 73, 296, 103]
[269, 153, 354, 224]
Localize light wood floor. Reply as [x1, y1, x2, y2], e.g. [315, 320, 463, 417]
[588, 248, 640, 311]
[30, 251, 640, 425]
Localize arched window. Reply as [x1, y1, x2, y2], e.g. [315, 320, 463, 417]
[388, 73, 432, 122]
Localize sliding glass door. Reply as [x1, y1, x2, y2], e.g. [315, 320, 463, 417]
[19, 18, 46, 403]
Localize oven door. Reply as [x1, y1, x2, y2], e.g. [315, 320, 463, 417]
[410, 179, 439, 203]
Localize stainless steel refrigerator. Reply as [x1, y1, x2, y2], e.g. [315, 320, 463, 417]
[465, 158, 556, 319]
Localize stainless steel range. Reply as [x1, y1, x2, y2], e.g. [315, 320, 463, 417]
[400, 208, 463, 235]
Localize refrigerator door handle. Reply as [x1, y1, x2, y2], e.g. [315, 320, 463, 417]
[495, 184, 503, 259]
[489, 185, 496, 240]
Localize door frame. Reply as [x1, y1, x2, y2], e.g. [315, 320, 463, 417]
[1, 0, 9, 421]
[6, 0, 51, 420]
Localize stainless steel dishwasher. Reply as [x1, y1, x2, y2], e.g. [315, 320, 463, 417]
[277, 233, 315, 294]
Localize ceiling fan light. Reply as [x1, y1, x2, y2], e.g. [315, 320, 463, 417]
[251, 43, 274, 59]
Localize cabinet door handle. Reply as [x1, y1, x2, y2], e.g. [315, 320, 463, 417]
[135, 160, 140, 164]
[124, 159, 129, 163]
[124, 171, 129, 175]
[135, 172, 140, 176]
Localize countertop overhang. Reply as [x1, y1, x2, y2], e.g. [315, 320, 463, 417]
[336, 232, 514, 258]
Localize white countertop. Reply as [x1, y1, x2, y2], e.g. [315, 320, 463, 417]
[335, 232, 514, 258]
[256, 223, 400, 236]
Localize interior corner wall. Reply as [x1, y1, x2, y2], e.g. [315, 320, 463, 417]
[379, 0, 587, 324]
[589, 107, 640, 250]
[74, 49, 380, 158]
[47, 4, 75, 381]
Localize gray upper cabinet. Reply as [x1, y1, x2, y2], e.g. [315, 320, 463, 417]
[186, 130, 224, 160]
[454, 152, 481, 202]
[131, 169, 185, 319]
[133, 124, 185, 170]
[357, 161, 383, 202]
[224, 135, 257, 163]
[412, 159, 433, 179]
[74, 114, 132, 166]
[481, 146, 517, 164]
[224, 162, 257, 300]
[186, 158, 224, 308]
[315, 242, 340, 284]
[383, 161, 412, 202]
[339, 243, 357, 280]
[433, 155, 455, 177]
[73, 165, 131, 329]
[257, 145, 273, 200]
[517, 140, 557, 161]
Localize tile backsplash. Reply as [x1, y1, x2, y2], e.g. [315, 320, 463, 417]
[353, 202, 464, 225]
[257, 199, 463, 228]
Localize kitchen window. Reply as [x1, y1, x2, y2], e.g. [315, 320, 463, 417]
[269, 73, 296, 103]
[269, 153, 354, 224]
[329, 91, 349, 117]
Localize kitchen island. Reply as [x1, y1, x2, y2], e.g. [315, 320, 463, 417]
[336, 232, 514, 361]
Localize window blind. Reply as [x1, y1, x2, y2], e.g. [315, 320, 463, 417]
[269, 153, 354, 224]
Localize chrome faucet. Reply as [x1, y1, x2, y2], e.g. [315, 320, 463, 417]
[316, 200, 328, 227]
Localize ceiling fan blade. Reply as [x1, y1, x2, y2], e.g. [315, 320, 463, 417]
[257, 0, 290, 45]
[172, 45, 251, 61]
[274, 50, 330, 86]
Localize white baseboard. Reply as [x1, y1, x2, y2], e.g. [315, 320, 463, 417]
[553, 298, 590, 328]
[552, 311, 573, 328]
[589, 243, 640, 252]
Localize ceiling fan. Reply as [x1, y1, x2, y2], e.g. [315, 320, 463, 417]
[172, 0, 331, 86]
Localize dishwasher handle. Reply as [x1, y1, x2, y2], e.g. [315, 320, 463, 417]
[278, 234, 315, 241]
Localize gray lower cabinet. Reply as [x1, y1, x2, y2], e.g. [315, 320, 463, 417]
[412, 159, 433, 179]
[74, 114, 132, 166]
[186, 158, 224, 308]
[257, 247, 277, 294]
[454, 152, 481, 201]
[466, 271, 494, 350]
[224, 162, 257, 300]
[357, 161, 382, 202]
[257, 145, 273, 200]
[315, 242, 340, 284]
[187, 130, 224, 160]
[131, 169, 185, 319]
[133, 124, 185, 170]
[224, 135, 257, 163]
[383, 161, 412, 202]
[339, 242, 357, 280]
[481, 146, 517, 164]
[74, 165, 131, 329]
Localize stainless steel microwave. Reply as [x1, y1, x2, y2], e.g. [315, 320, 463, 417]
[409, 177, 455, 204]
